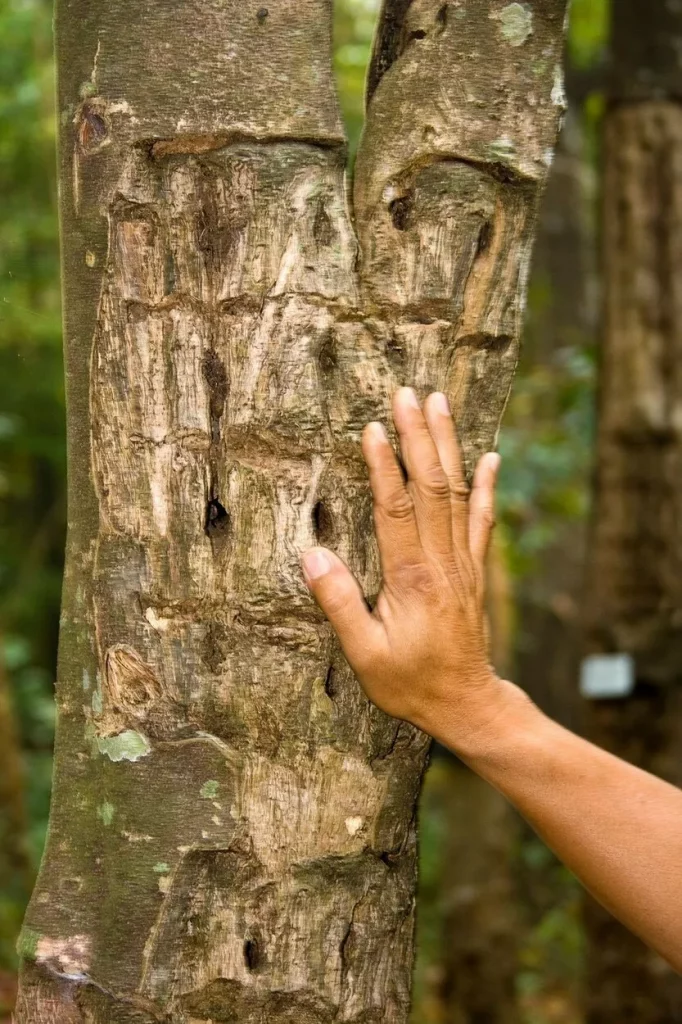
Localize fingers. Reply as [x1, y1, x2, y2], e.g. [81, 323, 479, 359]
[360, 388, 499, 585]
[361, 421, 423, 578]
[469, 452, 501, 572]
[392, 388, 454, 557]
[422, 392, 470, 550]
[301, 547, 385, 669]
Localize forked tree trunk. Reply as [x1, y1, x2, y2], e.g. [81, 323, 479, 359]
[584, 1, 682, 1019]
[16, 2, 568, 1020]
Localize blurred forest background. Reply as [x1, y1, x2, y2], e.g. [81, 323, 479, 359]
[0, 0, 618, 1020]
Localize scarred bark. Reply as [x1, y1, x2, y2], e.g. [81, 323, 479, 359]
[16, 2, 568, 1021]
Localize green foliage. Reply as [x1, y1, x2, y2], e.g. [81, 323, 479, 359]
[0, 0, 63, 973]
[498, 344, 595, 579]
[333, 0, 379, 156]
[569, 0, 609, 70]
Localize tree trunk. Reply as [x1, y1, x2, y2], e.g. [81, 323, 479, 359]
[584, 1, 682, 1018]
[15, 2, 568, 1021]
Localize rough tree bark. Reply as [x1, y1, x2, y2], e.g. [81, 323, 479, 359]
[16, 2, 568, 1021]
[584, 0, 682, 1019]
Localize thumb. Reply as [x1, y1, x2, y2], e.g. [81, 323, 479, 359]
[301, 547, 383, 670]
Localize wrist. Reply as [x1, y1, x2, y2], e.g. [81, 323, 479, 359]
[425, 673, 546, 773]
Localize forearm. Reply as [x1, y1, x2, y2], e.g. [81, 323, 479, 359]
[438, 679, 682, 973]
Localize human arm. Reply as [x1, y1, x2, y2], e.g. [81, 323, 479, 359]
[301, 387, 682, 973]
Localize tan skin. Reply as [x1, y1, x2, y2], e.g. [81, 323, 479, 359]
[302, 386, 682, 974]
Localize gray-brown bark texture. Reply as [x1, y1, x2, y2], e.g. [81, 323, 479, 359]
[16, 2, 568, 1021]
[584, 1, 682, 1019]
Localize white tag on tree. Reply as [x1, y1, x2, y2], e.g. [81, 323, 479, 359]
[580, 653, 635, 700]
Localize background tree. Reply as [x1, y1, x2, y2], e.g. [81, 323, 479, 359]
[12, 1, 568, 1021]
[583, 0, 682, 1020]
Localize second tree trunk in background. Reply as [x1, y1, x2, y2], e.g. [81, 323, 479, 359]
[585, 1, 682, 1018]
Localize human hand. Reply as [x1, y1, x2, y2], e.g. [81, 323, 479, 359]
[302, 387, 516, 752]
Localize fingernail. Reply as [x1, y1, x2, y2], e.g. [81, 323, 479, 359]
[488, 452, 501, 474]
[367, 421, 389, 443]
[432, 392, 450, 416]
[302, 547, 331, 581]
[398, 387, 420, 409]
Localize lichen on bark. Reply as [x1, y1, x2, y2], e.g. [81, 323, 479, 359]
[15, 2, 569, 1021]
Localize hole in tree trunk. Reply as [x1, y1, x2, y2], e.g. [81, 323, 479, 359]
[476, 220, 493, 257]
[312, 500, 332, 545]
[79, 105, 108, 152]
[318, 332, 337, 376]
[244, 938, 260, 971]
[409, 29, 427, 41]
[389, 193, 413, 231]
[205, 499, 230, 537]
[324, 666, 337, 699]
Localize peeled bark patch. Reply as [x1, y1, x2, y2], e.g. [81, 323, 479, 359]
[15, 1, 569, 1021]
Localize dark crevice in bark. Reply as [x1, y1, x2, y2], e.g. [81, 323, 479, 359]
[455, 333, 513, 353]
[366, 0, 415, 102]
[389, 192, 413, 231]
[149, 133, 346, 161]
[379, 849, 399, 868]
[243, 937, 260, 971]
[78, 105, 109, 153]
[203, 348, 228, 441]
[318, 331, 338, 375]
[396, 154, 535, 191]
[324, 665, 337, 699]
[476, 219, 493, 257]
[312, 500, 333, 545]
[370, 720, 405, 765]
[205, 499, 230, 539]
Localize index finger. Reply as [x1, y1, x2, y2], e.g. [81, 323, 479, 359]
[361, 421, 424, 580]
